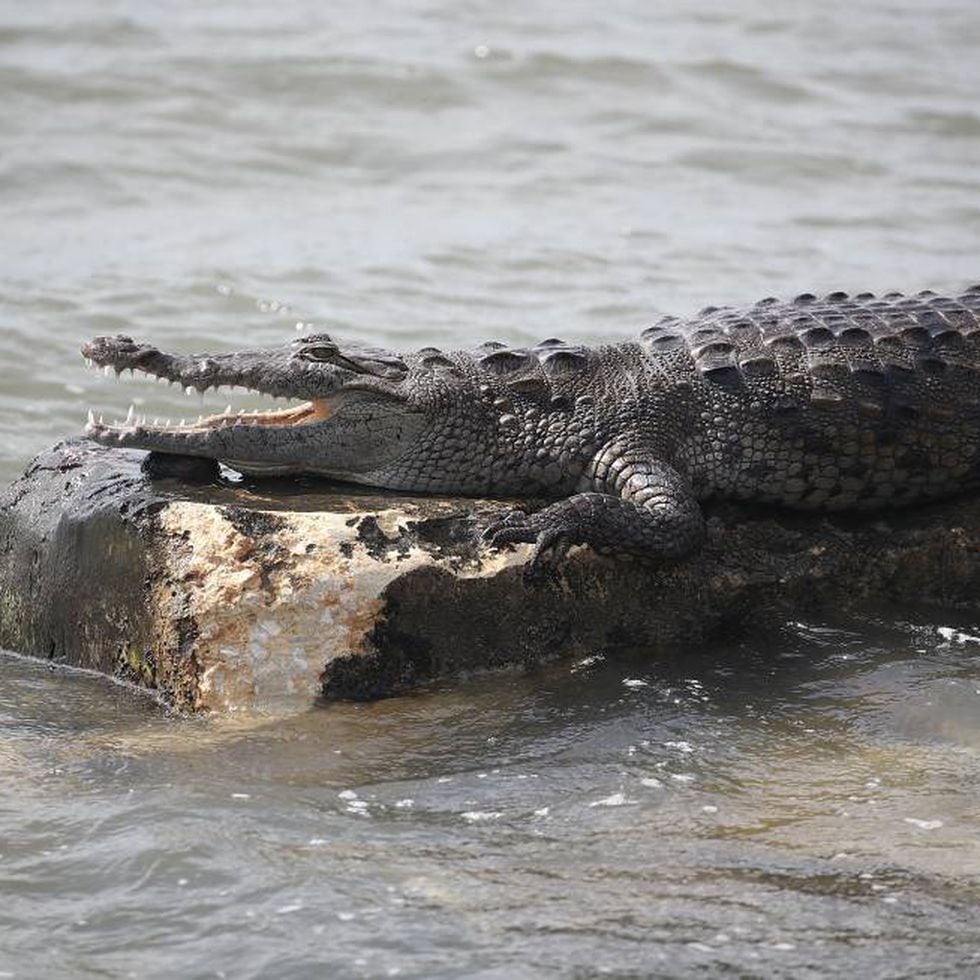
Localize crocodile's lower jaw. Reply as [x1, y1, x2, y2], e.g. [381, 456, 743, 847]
[84, 395, 341, 441]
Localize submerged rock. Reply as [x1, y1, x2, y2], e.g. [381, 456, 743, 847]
[1, 440, 979, 712]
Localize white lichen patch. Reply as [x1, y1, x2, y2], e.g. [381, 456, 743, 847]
[151, 501, 525, 712]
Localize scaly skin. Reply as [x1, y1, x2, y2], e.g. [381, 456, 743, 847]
[82, 287, 980, 575]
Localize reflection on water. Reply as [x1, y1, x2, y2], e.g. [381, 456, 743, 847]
[3, 0, 980, 974]
[1, 614, 978, 976]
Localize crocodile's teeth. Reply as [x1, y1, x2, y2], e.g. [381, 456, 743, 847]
[125, 404, 135, 423]
[103, 365, 112, 377]
[225, 405, 232, 415]
[87, 409, 95, 425]
[185, 386, 194, 396]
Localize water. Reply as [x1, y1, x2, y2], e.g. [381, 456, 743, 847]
[2, 619, 979, 976]
[1, 0, 979, 975]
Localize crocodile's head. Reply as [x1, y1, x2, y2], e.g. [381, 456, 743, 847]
[81, 333, 430, 482]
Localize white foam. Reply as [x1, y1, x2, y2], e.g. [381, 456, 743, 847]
[904, 817, 943, 830]
[589, 792, 630, 807]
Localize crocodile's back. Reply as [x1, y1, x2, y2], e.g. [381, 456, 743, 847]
[636, 287, 980, 509]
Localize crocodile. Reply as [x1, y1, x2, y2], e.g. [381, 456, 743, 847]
[82, 287, 980, 574]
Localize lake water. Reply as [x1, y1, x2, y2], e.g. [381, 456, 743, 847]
[1, 1, 979, 976]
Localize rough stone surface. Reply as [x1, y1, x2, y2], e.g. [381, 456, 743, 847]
[1, 440, 979, 712]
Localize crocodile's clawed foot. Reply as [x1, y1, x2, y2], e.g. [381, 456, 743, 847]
[482, 509, 531, 548]
[483, 510, 573, 585]
[524, 528, 572, 585]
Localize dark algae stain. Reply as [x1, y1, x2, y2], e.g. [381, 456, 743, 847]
[219, 507, 288, 541]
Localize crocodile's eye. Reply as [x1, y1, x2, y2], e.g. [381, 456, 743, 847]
[299, 345, 337, 362]
[296, 344, 365, 374]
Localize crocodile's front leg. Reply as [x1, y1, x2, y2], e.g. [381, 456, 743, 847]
[484, 440, 705, 577]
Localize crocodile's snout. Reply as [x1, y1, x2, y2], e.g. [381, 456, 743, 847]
[82, 335, 159, 370]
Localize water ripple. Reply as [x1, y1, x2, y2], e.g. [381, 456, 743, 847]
[2, 2, 980, 973]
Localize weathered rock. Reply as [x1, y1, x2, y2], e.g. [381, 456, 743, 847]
[1, 440, 979, 712]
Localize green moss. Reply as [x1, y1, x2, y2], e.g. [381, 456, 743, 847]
[0, 585, 27, 649]
[116, 642, 158, 688]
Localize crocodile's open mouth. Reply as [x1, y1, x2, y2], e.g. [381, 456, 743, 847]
[83, 392, 340, 439]
[80, 352, 343, 439]
[78, 332, 417, 478]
